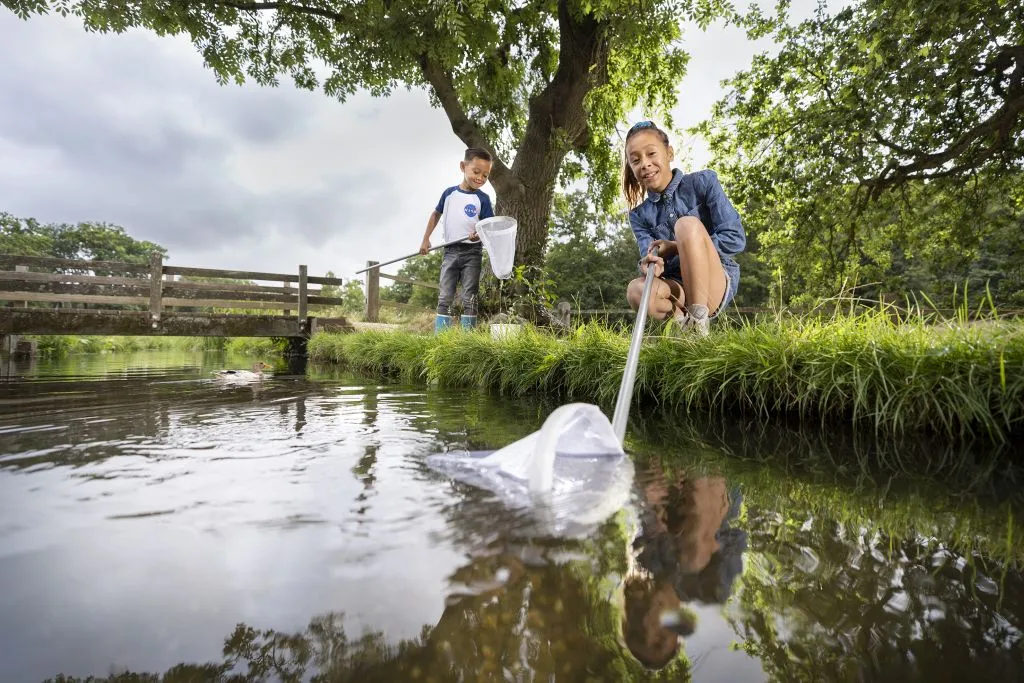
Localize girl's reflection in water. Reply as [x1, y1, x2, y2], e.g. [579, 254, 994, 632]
[622, 462, 747, 669]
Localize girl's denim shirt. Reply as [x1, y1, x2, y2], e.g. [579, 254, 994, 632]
[628, 168, 746, 303]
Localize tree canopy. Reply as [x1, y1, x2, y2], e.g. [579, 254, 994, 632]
[3, 0, 751, 269]
[699, 0, 1024, 305]
[0, 211, 167, 263]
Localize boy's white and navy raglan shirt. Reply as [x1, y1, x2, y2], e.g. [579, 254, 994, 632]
[435, 186, 494, 244]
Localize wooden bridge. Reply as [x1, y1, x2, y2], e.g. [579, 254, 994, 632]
[0, 252, 353, 353]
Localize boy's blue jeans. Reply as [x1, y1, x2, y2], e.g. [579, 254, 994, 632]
[437, 244, 482, 316]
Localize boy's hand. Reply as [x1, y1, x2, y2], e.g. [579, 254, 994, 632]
[468, 230, 480, 242]
[419, 239, 431, 255]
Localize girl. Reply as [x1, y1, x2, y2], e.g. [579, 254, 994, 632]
[622, 120, 746, 336]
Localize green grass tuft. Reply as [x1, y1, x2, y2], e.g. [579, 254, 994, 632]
[308, 309, 1024, 445]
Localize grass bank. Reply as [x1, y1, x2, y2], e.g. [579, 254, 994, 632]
[29, 335, 285, 357]
[308, 311, 1024, 444]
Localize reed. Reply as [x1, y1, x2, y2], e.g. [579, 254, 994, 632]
[27, 335, 282, 356]
[308, 307, 1024, 444]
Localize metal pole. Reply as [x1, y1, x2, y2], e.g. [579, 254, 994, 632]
[611, 247, 660, 445]
[354, 237, 469, 274]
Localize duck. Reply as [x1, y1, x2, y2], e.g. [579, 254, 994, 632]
[214, 361, 272, 380]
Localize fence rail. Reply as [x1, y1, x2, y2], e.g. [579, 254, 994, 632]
[361, 260, 438, 321]
[0, 252, 354, 339]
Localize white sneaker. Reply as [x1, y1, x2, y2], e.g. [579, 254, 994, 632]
[668, 307, 709, 338]
[685, 304, 711, 338]
[668, 309, 691, 337]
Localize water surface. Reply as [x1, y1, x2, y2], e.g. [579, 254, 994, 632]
[1, 351, 1022, 682]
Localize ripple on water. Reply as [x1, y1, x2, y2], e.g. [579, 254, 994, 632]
[4, 355, 1024, 683]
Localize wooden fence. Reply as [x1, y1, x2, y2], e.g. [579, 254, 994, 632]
[361, 260, 436, 322]
[0, 252, 353, 338]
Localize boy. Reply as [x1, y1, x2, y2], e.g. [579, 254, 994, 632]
[420, 147, 495, 332]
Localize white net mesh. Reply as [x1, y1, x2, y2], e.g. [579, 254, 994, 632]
[477, 216, 518, 279]
[426, 403, 633, 537]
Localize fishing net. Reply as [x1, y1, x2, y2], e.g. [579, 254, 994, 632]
[426, 403, 634, 537]
[476, 216, 518, 279]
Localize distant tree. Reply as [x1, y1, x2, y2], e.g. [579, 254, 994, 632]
[543, 192, 638, 312]
[700, 0, 1024, 305]
[0, 212, 54, 256]
[382, 250, 443, 310]
[320, 270, 342, 300]
[339, 280, 365, 314]
[0, 211, 166, 263]
[52, 220, 167, 263]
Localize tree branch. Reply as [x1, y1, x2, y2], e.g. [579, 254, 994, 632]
[210, 0, 348, 23]
[862, 88, 1024, 198]
[417, 53, 518, 195]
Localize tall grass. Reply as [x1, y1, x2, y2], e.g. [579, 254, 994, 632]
[308, 307, 1024, 444]
[29, 335, 284, 357]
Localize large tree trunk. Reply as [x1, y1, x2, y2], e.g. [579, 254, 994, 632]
[421, 1, 608, 270]
[494, 163, 559, 268]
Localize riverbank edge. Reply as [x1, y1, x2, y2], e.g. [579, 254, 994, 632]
[19, 334, 283, 357]
[307, 315, 1024, 444]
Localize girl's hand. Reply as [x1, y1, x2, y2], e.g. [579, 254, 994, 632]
[650, 239, 676, 259]
[640, 251, 664, 278]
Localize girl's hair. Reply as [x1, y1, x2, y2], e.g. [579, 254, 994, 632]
[622, 121, 671, 209]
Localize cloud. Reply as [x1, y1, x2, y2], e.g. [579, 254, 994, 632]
[0, 10, 466, 280]
[0, 0, 846, 281]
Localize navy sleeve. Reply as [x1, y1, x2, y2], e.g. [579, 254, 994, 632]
[478, 191, 494, 220]
[435, 187, 454, 214]
[699, 170, 745, 257]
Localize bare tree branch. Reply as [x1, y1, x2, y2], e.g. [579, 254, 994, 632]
[863, 93, 1024, 197]
[862, 45, 1024, 198]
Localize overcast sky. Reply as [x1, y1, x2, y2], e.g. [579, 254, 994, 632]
[0, 2, 837, 283]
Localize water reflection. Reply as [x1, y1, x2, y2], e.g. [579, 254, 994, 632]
[624, 466, 746, 669]
[1, 352, 1023, 682]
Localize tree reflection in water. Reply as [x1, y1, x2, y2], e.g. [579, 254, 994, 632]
[43, 531, 693, 682]
[31, 385, 1024, 683]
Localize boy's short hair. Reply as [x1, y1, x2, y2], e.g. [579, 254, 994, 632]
[464, 147, 492, 163]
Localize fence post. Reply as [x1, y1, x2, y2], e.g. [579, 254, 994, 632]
[283, 279, 292, 316]
[364, 261, 379, 322]
[149, 251, 163, 328]
[15, 265, 28, 308]
[298, 265, 308, 334]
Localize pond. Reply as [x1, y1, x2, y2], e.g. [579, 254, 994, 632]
[1, 350, 1023, 682]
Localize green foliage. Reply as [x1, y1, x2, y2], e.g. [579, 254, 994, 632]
[225, 337, 286, 356]
[381, 250, 442, 310]
[543, 191, 643, 311]
[309, 307, 1024, 445]
[338, 279, 366, 314]
[0, 212, 53, 255]
[27, 335, 286, 357]
[699, 0, 1024, 305]
[0, 211, 166, 263]
[319, 270, 341, 299]
[2, 0, 742, 266]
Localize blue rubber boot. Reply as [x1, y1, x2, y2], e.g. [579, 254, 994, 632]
[434, 314, 453, 333]
[460, 315, 478, 330]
